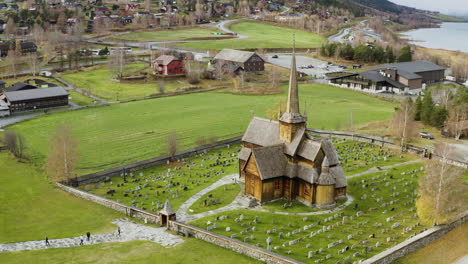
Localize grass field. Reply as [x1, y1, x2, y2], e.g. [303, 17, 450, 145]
[107, 27, 233, 42]
[190, 162, 428, 263]
[261, 199, 348, 213]
[0, 239, 260, 264]
[393, 222, 468, 264]
[178, 21, 325, 50]
[68, 90, 97, 106]
[8, 83, 396, 175]
[0, 153, 122, 243]
[188, 183, 241, 214]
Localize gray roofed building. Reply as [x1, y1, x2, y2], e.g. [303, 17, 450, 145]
[297, 139, 322, 161]
[242, 117, 281, 146]
[4, 87, 68, 102]
[155, 55, 177, 66]
[213, 49, 258, 64]
[213, 49, 265, 72]
[386, 60, 446, 73]
[252, 145, 287, 180]
[6, 82, 37, 92]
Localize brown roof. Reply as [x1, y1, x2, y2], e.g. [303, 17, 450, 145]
[252, 145, 287, 180]
[284, 127, 305, 156]
[330, 165, 346, 188]
[296, 165, 319, 183]
[238, 147, 251, 161]
[213, 49, 263, 64]
[321, 138, 340, 166]
[242, 117, 281, 147]
[297, 139, 322, 160]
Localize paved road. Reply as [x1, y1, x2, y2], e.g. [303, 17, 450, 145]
[267, 54, 342, 78]
[0, 218, 183, 252]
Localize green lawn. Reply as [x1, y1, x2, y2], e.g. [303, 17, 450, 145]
[107, 27, 233, 42]
[0, 239, 260, 264]
[178, 21, 325, 50]
[83, 146, 240, 211]
[8, 83, 396, 175]
[68, 90, 97, 106]
[189, 183, 241, 214]
[0, 153, 122, 243]
[393, 222, 468, 264]
[189, 162, 428, 263]
[261, 199, 347, 214]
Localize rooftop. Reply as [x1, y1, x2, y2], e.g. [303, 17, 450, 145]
[4, 87, 69, 102]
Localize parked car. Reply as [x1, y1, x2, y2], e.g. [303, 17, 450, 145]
[419, 132, 434, 139]
[307, 65, 314, 68]
[272, 55, 278, 59]
[338, 65, 347, 69]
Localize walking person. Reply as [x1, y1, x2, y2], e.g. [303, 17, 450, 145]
[45, 237, 50, 246]
[80, 237, 84, 246]
[86, 232, 91, 241]
[118, 227, 121, 236]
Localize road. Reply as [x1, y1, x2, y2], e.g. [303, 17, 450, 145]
[327, 20, 382, 43]
[266, 54, 342, 78]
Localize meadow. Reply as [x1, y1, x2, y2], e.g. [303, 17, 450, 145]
[8, 84, 396, 175]
[106, 27, 233, 42]
[189, 162, 428, 264]
[178, 21, 325, 50]
[68, 90, 97, 106]
[188, 183, 241, 214]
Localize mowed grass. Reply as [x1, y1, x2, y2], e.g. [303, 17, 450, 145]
[0, 239, 260, 264]
[178, 21, 325, 50]
[107, 27, 233, 42]
[0, 153, 122, 243]
[188, 183, 241, 214]
[8, 84, 395, 175]
[393, 222, 468, 264]
[68, 90, 97, 106]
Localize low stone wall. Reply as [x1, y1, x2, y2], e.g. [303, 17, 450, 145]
[56, 182, 160, 224]
[168, 221, 303, 264]
[363, 213, 467, 264]
[72, 136, 242, 186]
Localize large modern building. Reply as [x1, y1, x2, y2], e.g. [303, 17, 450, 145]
[327, 61, 446, 94]
[3, 87, 69, 112]
[238, 50, 346, 208]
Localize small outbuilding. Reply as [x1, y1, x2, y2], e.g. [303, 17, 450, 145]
[159, 199, 176, 227]
[152, 55, 185, 75]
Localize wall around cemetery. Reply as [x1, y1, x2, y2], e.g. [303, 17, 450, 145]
[167, 221, 304, 264]
[56, 182, 160, 224]
[73, 136, 242, 186]
[362, 213, 467, 264]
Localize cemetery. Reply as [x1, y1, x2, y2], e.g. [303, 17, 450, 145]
[188, 183, 241, 214]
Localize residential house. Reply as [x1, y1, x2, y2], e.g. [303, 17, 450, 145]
[152, 55, 185, 75]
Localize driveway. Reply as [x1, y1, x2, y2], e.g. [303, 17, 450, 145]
[266, 54, 342, 78]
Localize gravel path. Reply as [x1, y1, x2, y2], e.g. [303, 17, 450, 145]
[0, 218, 183, 252]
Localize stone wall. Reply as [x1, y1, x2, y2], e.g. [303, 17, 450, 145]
[56, 183, 160, 224]
[72, 136, 242, 186]
[167, 221, 304, 264]
[363, 213, 467, 264]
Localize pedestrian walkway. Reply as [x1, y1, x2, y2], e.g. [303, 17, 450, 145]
[0, 218, 183, 252]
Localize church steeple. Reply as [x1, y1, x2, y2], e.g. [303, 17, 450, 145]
[280, 36, 307, 124]
[279, 36, 307, 143]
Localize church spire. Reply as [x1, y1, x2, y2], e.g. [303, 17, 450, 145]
[280, 34, 306, 124]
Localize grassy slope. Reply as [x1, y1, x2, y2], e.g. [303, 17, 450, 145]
[393, 222, 468, 264]
[0, 153, 121, 243]
[188, 183, 241, 214]
[0, 239, 260, 264]
[8, 84, 395, 175]
[178, 21, 325, 50]
[108, 27, 232, 42]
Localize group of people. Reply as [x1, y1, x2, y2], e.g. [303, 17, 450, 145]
[45, 228, 121, 247]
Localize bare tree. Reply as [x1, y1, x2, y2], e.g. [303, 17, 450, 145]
[266, 98, 287, 121]
[6, 46, 19, 78]
[445, 104, 468, 140]
[166, 130, 179, 158]
[4, 18, 17, 38]
[157, 81, 166, 94]
[27, 52, 41, 76]
[391, 97, 417, 151]
[186, 61, 202, 85]
[108, 48, 127, 79]
[416, 143, 466, 225]
[46, 124, 79, 184]
[3, 130, 26, 160]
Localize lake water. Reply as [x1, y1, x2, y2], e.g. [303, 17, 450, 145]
[402, 23, 468, 53]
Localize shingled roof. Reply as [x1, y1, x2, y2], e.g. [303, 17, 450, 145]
[387, 60, 446, 73]
[242, 117, 281, 147]
[252, 145, 287, 180]
[213, 49, 262, 64]
[154, 55, 178, 66]
[4, 87, 68, 102]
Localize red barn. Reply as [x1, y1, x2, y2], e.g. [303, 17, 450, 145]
[153, 55, 185, 75]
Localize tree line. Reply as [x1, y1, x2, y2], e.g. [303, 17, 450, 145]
[320, 42, 412, 63]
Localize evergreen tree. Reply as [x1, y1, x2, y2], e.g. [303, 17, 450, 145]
[431, 107, 448, 128]
[414, 96, 422, 121]
[385, 46, 395, 63]
[397, 45, 412, 62]
[421, 91, 434, 125]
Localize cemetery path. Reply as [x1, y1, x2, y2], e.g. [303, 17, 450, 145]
[176, 173, 244, 223]
[347, 159, 424, 179]
[0, 218, 184, 253]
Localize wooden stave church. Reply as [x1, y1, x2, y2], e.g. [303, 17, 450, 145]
[238, 49, 347, 208]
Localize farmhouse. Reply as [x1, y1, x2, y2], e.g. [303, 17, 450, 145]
[152, 55, 185, 75]
[213, 49, 265, 72]
[2, 87, 69, 113]
[238, 51, 346, 208]
[327, 61, 445, 94]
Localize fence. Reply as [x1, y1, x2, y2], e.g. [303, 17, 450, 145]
[71, 136, 242, 186]
[56, 182, 161, 224]
[168, 221, 303, 264]
[363, 213, 467, 264]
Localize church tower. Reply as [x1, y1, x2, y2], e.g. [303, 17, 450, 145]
[279, 39, 307, 143]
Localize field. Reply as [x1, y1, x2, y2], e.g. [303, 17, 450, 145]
[190, 162, 428, 263]
[0, 153, 122, 243]
[0, 239, 259, 264]
[8, 83, 396, 175]
[60, 63, 290, 101]
[393, 222, 468, 264]
[81, 145, 240, 211]
[178, 21, 325, 50]
[106, 27, 234, 42]
[188, 183, 241, 214]
[68, 90, 97, 106]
